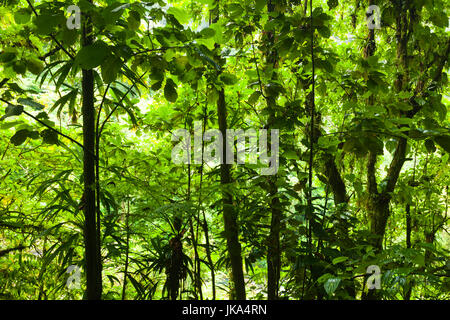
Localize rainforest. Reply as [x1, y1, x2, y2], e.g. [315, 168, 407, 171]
[0, 0, 449, 300]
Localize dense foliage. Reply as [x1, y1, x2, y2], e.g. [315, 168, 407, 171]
[0, 0, 449, 300]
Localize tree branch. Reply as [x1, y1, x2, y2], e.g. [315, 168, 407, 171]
[24, 0, 75, 60]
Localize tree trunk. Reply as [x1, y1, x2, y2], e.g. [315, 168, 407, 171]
[82, 5, 102, 299]
[211, 0, 246, 300]
[265, 0, 282, 300]
[267, 179, 281, 299]
[217, 89, 246, 300]
[122, 199, 130, 300]
[199, 111, 216, 299]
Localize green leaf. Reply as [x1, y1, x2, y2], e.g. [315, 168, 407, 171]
[10, 129, 30, 146]
[327, 0, 338, 9]
[248, 91, 261, 104]
[17, 98, 45, 110]
[413, 254, 425, 267]
[40, 129, 59, 145]
[219, 73, 238, 85]
[151, 80, 163, 91]
[75, 41, 110, 69]
[0, 121, 22, 130]
[27, 58, 45, 75]
[385, 139, 397, 154]
[167, 7, 189, 25]
[14, 9, 31, 24]
[430, 12, 448, 28]
[434, 135, 450, 153]
[424, 139, 436, 153]
[343, 137, 367, 157]
[34, 14, 63, 35]
[332, 256, 348, 265]
[0, 51, 16, 63]
[164, 79, 178, 103]
[324, 277, 341, 296]
[62, 28, 79, 46]
[393, 102, 413, 111]
[198, 27, 216, 39]
[13, 61, 27, 75]
[227, 3, 244, 18]
[101, 56, 122, 84]
[318, 26, 331, 38]
[364, 136, 384, 155]
[284, 149, 299, 160]
[317, 273, 333, 284]
[1, 104, 23, 120]
[127, 10, 141, 30]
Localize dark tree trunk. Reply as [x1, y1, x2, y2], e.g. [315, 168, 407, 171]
[267, 179, 281, 300]
[217, 89, 246, 300]
[82, 5, 102, 299]
[406, 204, 411, 249]
[199, 112, 216, 299]
[122, 199, 130, 300]
[211, 0, 246, 300]
[265, 0, 282, 300]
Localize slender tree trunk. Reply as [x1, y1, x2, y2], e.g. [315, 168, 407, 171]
[202, 207, 216, 299]
[267, 180, 281, 299]
[211, 0, 245, 300]
[187, 155, 203, 300]
[38, 236, 47, 300]
[217, 89, 246, 300]
[82, 5, 102, 299]
[264, 0, 282, 300]
[122, 199, 130, 300]
[188, 216, 202, 299]
[198, 110, 216, 299]
[406, 204, 411, 249]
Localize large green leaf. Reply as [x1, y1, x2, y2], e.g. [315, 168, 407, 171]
[167, 7, 189, 25]
[10, 129, 30, 146]
[1, 104, 23, 120]
[434, 135, 450, 153]
[101, 56, 122, 84]
[74, 41, 110, 69]
[17, 98, 45, 110]
[164, 78, 178, 103]
[40, 129, 59, 145]
[27, 58, 45, 75]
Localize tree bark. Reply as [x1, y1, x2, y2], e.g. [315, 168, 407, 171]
[212, 0, 246, 300]
[82, 5, 102, 299]
[265, 0, 282, 300]
[122, 199, 130, 300]
[217, 89, 246, 300]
